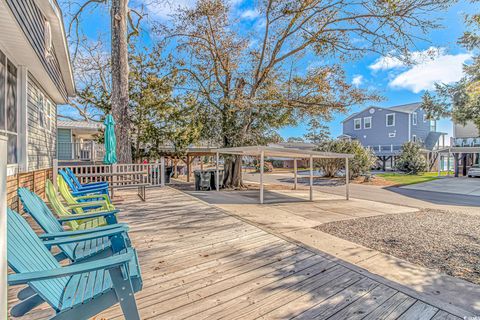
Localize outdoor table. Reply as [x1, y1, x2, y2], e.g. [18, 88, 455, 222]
[76, 171, 148, 201]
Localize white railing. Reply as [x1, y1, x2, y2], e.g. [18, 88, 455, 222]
[451, 137, 480, 147]
[367, 145, 403, 154]
[57, 141, 105, 162]
[57, 162, 165, 187]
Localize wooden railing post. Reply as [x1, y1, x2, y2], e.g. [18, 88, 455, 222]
[0, 135, 8, 319]
[53, 159, 58, 189]
[160, 157, 165, 187]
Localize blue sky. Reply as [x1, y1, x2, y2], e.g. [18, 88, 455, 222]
[65, 0, 477, 142]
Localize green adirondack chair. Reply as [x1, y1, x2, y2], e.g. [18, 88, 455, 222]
[18, 187, 129, 263]
[45, 179, 109, 230]
[57, 175, 115, 212]
[7, 208, 142, 320]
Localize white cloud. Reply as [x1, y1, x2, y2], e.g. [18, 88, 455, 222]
[240, 9, 260, 20]
[352, 75, 363, 87]
[369, 47, 444, 71]
[389, 52, 472, 93]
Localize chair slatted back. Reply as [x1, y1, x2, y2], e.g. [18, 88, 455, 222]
[45, 180, 80, 230]
[17, 188, 75, 260]
[8, 208, 69, 311]
[58, 170, 78, 192]
[65, 167, 83, 189]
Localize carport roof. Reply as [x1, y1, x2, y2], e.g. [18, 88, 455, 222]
[436, 147, 480, 153]
[214, 146, 354, 159]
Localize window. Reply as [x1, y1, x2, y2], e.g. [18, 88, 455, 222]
[412, 135, 417, 143]
[386, 113, 395, 127]
[354, 118, 361, 130]
[0, 50, 18, 164]
[389, 132, 396, 138]
[364, 117, 372, 129]
[423, 114, 428, 122]
[412, 112, 417, 125]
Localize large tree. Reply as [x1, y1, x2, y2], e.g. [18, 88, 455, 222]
[62, 0, 145, 162]
[422, 3, 480, 130]
[159, 0, 453, 188]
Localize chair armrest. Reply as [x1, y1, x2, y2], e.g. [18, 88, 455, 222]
[65, 201, 107, 209]
[38, 224, 128, 239]
[8, 250, 134, 285]
[42, 227, 128, 246]
[83, 182, 109, 187]
[71, 187, 108, 196]
[74, 194, 111, 202]
[57, 210, 119, 222]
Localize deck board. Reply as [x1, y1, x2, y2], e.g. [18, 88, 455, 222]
[8, 187, 468, 319]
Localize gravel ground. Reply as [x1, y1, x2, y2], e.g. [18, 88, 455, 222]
[316, 209, 480, 285]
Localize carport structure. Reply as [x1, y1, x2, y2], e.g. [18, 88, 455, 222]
[435, 146, 480, 177]
[213, 146, 354, 204]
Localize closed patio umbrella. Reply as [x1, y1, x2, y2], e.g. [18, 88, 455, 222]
[103, 114, 117, 164]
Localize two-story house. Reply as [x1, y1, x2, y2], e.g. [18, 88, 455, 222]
[341, 103, 445, 170]
[448, 120, 480, 176]
[0, 0, 75, 211]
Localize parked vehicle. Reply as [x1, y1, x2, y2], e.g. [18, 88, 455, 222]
[467, 164, 480, 177]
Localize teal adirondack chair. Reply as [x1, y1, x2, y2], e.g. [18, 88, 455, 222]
[7, 208, 142, 319]
[17, 188, 129, 262]
[65, 167, 109, 189]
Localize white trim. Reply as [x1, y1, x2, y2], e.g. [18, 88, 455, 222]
[386, 113, 395, 127]
[408, 114, 411, 141]
[354, 118, 362, 130]
[412, 112, 417, 125]
[363, 116, 372, 129]
[0, 135, 7, 319]
[18, 66, 28, 172]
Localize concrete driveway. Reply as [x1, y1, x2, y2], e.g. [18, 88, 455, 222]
[400, 176, 480, 196]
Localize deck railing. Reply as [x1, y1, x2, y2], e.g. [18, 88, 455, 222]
[451, 137, 480, 147]
[56, 162, 165, 187]
[57, 141, 105, 162]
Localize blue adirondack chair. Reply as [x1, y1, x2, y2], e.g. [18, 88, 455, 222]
[65, 167, 109, 189]
[17, 188, 129, 262]
[7, 208, 142, 320]
[58, 169, 109, 196]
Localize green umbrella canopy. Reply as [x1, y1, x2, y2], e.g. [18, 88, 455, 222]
[103, 114, 117, 164]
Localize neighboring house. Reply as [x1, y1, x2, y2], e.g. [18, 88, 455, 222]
[57, 120, 104, 163]
[448, 120, 480, 176]
[342, 103, 445, 170]
[0, 0, 75, 210]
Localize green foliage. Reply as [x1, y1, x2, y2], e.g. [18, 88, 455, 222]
[395, 142, 428, 174]
[304, 118, 330, 145]
[314, 140, 376, 178]
[422, 3, 480, 131]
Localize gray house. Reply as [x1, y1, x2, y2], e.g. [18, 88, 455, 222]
[342, 103, 445, 170]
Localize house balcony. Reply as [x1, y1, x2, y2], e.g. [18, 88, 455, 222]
[452, 137, 480, 147]
[56, 141, 105, 163]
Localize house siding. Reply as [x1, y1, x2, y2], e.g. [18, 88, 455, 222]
[27, 73, 56, 171]
[343, 107, 409, 147]
[410, 108, 431, 143]
[5, 0, 68, 100]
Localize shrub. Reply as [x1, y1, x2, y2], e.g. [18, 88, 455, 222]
[314, 140, 376, 178]
[395, 142, 428, 174]
[255, 161, 273, 172]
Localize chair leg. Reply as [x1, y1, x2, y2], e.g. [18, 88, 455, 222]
[109, 267, 140, 320]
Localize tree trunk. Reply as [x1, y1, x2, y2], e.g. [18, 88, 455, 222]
[111, 0, 131, 163]
[223, 155, 243, 189]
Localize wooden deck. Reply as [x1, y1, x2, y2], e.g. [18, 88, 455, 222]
[9, 187, 467, 319]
